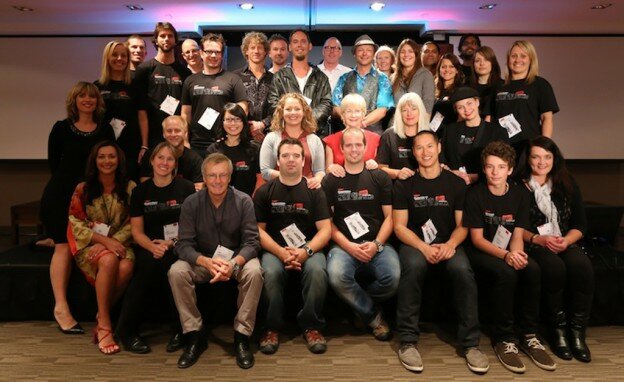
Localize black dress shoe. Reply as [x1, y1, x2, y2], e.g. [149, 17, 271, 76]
[551, 326, 573, 360]
[177, 331, 207, 369]
[167, 332, 185, 353]
[57, 322, 85, 335]
[123, 335, 151, 354]
[569, 326, 591, 362]
[234, 332, 254, 369]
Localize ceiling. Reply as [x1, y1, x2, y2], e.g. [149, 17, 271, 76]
[0, 0, 622, 36]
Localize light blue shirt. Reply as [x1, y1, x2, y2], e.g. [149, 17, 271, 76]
[332, 67, 395, 109]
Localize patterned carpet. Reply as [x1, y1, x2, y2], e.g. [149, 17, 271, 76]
[0, 321, 622, 381]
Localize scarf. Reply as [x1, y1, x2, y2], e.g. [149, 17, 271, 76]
[528, 177, 562, 236]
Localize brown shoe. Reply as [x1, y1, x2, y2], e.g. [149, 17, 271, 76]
[520, 335, 557, 371]
[259, 330, 279, 355]
[494, 341, 525, 373]
[303, 329, 327, 354]
[371, 317, 391, 341]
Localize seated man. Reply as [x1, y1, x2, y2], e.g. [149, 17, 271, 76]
[393, 130, 489, 373]
[323, 127, 399, 340]
[254, 138, 332, 354]
[139, 115, 204, 190]
[168, 153, 263, 369]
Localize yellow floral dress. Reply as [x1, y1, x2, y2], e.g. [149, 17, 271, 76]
[67, 181, 136, 285]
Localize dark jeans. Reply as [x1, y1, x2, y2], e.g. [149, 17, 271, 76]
[468, 248, 541, 343]
[116, 247, 180, 339]
[397, 245, 480, 348]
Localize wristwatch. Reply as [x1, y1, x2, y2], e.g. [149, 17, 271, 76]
[303, 243, 314, 256]
[373, 240, 384, 253]
[229, 259, 241, 276]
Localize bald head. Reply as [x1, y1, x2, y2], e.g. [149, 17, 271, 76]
[322, 36, 343, 66]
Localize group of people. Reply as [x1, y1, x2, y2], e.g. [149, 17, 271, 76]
[39, 21, 594, 376]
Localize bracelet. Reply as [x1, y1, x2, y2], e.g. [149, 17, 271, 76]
[140, 145, 149, 150]
[530, 233, 538, 244]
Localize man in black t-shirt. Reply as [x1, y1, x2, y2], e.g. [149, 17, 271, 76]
[464, 141, 555, 373]
[458, 34, 481, 82]
[254, 138, 331, 355]
[134, 22, 191, 149]
[323, 128, 398, 341]
[139, 115, 203, 190]
[393, 130, 488, 373]
[181, 33, 248, 154]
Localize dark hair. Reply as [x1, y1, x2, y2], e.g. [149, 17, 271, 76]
[289, 28, 310, 43]
[152, 22, 178, 48]
[434, 53, 465, 98]
[458, 33, 481, 54]
[277, 137, 304, 157]
[268, 33, 288, 45]
[481, 141, 515, 169]
[470, 46, 502, 87]
[414, 130, 440, 145]
[392, 38, 423, 94]
[200, 33, 226, 51]
[83, 141, 129, 207]
[214, 103, 257, 158]
[521, 136, 574, 198]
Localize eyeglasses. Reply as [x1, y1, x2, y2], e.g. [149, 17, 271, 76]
[203, 50, 222, 56]
[323, 46, 341, 51]
[224, 117, 242, 123]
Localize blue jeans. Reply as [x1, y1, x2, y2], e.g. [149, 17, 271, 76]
[327, 243, 400, 324]
[261, 251, 327, 331]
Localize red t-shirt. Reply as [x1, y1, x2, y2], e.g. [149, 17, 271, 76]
[323, 130, 380, 166]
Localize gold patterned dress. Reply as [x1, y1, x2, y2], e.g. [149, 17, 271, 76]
[67, 181, 136, 285]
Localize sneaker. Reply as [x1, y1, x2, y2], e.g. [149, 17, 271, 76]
[520, 335, 557, 371]
[465, 347, 490, 374]
[398, 342, 423, 372]
[259, 330, 279, 355]
[370, 315, 391, 341]
[494, 341, 526, 373]
[303, 329, 327, 354]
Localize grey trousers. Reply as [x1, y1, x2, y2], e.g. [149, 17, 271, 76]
[168, 258, 263, 336]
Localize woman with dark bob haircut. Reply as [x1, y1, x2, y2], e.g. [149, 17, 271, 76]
[520, 136, 594, 363]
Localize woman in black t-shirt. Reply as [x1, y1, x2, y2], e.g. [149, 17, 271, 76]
[520, 137, 594, 363]
[207, 103, 260, 196]
[470, 46, 503, 121]
[432, 53, 465, 134]
[117, 142, 196, 353]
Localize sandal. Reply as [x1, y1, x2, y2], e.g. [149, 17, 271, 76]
[93, 326, 120, 355]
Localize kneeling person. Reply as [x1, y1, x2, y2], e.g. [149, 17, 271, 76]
[168, 153, 263, 369]
[393, 131, 488, 373]
[323, 127, 399, 341]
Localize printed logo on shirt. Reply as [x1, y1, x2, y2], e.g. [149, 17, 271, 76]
[192, 84, 224, 96]
[153, 73, 183, 86]
[496, 91, 529, 101]
[412, 194, 449, 208]
[270, 200, 309, 214]
[459, 135, 475, 145]
[484, 210, 516, 226]
[235, 161, 250, 171]
[398, 147, 410, 158]
[143, 199, 181, 213]
[336, 188, 375, 201]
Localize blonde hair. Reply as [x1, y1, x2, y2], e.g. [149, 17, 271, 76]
[375, 45, 396, 74]
[339, 93, 367, 127]
[66, 81, 105, 123]
[241, 31, 269, 58]
[162, 115, 188, 132]
[506, 40, 539, 84]
[99, 41, 131, 85]
[393, 92, 430, 139]
[270, 93, 318, 134]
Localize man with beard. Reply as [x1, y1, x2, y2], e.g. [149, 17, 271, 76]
[181, 39, 203, 74]
[267, 29, 332, 136]
[267, 34, 289, 74]
[135, 22, 191, 150]
[458, 34, 481, 81]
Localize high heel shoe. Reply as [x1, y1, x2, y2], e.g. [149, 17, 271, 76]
[93, 326, 120, 355]
[56, 321, 84, 335]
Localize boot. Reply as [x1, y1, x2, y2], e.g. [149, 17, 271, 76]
[551, 311, 572, 360]
[568, 292, 593, 363]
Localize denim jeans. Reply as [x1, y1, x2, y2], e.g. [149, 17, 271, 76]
[261, 251, 327, 331]
[327, 243, 400, 324]
[396, 244, 480, 348]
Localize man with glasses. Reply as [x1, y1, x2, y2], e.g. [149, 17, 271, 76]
[181, 39, 203, 74]
[318, 37, 351, 92]
[181, 33, 248, 156]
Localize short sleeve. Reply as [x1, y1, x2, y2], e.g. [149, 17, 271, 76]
[537, 77, 559, 115]
[311, 188, 332, 222]
[463, 186, 484, 229]
[392, 180, 409, 210]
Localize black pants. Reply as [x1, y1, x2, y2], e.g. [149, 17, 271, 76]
[528, 245, 594, 325]
[396, 245, 480, 348]
[468, 248, 541, 343]
[116, 247, 180, 338]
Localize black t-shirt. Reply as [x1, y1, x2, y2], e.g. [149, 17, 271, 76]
[133, 58, 190, 146]
[376, 127, 418, 170]
[254, 178, 331, 247]
[206, 141, 260, 196]
[181, 71, 248, 149]
[139, 146, 203, 183]
[95, 80, 141, 148]
[494, 76, 559, 144]
[473, 80, 502, 118]
[322, 169, 392, 242]
[129, 177, 196, 240]
[432, 88, 459, 136]
[393, 170, 466, 243]
[463, 181, 530, 246]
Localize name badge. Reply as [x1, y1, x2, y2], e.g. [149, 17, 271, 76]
[458, 166, 467, 173]
[344, 212, 370, 240]
[280, 223, 307, 248]
[110, 118, 126, 139]
[421, 219, 438, 244]
[537, 222, 555, 236]
[198, 107, 220, 130]
[213, 245, 235, 261]
[492, 225, 512, 249]
[159, 95, 180, 116]
[163, 223, 179, 242]
[498, 113, 522, 138]
[429, 112, 444, 132]
[92, 222, 111, 237]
